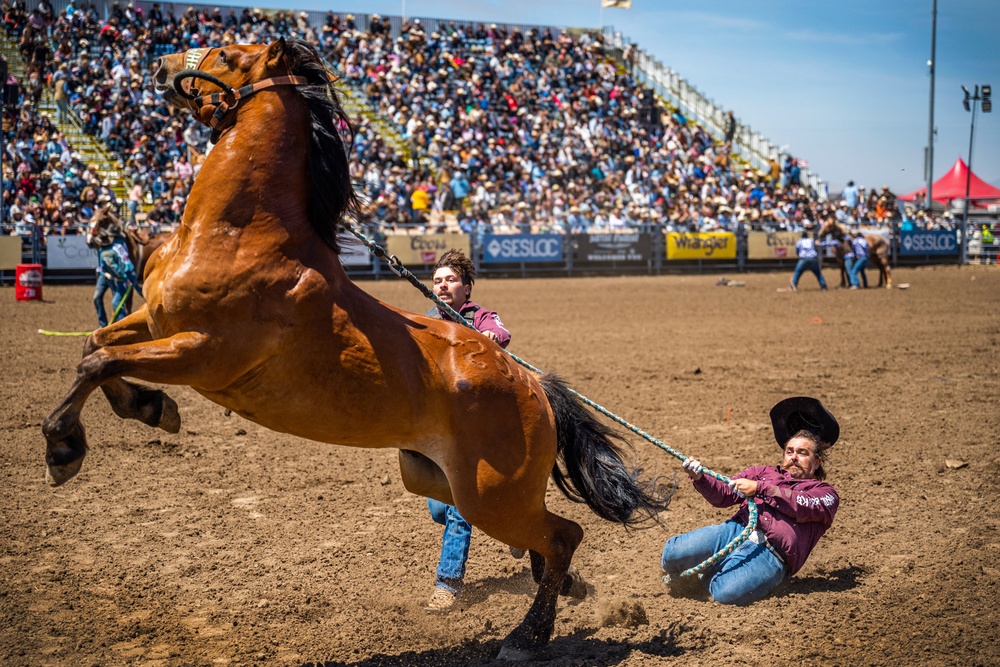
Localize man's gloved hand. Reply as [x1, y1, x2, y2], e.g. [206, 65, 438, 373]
[682, 458, 703, 480]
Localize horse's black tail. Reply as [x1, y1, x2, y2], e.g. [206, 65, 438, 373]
[541, 373, 674, 527]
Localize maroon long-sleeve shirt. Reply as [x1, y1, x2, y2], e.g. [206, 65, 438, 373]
[429, 300, 511, 349]
[692, 465, 839, 575]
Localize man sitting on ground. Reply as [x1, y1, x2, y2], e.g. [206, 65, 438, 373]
[660, 397, 840, 604]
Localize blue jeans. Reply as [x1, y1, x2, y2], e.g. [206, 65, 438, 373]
[844, 256, 858, 287]
[851, 257, 869, 288]
[93, 273, 129, 327]
[661, 520, 786, 605]
[791, 258, 827, 289]
[428, 499, 472, 593]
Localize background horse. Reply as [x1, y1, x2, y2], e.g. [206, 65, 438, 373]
[819, 219, 894, 288]
[43, 38, 670, 661]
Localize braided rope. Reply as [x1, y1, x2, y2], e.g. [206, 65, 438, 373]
[345, 225, 756, 576]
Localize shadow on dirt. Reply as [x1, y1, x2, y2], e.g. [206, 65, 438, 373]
[779, 565, 867, 596]
[301, 623, 690, 666]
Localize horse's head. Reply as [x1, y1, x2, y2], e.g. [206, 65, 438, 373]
[153, 38, 308, 133]
[818, 219, 840, 238]
[153, 38, 359, 252]
[86, 198, 121, 248]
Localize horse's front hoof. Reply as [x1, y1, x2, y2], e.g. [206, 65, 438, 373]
[158, 394, 181, 433]
[46, 453, 85, 487]
[43, 419, 87, 487]
[496, 645, 539, 662]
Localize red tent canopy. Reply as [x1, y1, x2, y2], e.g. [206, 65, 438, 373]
[900, 158, 1000, 203]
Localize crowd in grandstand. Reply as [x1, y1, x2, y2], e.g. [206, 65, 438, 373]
[0, 0, 959, 239]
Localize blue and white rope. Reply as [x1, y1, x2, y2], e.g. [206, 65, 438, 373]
[346, 225, 756, 576]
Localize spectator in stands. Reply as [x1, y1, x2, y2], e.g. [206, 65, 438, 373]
[661, 397, 840, 605]
[422, 248, 511, 612]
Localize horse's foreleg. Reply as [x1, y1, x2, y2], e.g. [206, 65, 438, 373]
[43, 330, 214, 486]
[84, 310, 180, 432]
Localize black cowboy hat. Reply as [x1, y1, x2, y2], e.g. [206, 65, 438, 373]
[769, 397, 839, 448]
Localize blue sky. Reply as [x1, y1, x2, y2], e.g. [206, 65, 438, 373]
[257, 0, 998, 196]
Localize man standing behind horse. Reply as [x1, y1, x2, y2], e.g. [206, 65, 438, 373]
[661, 397, 840, 605]
[423, 249, 511, 611]
[88, 195, 138, 327]
[849, 230, 869, 289]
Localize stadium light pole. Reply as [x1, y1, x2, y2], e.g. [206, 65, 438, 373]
[926, 0, 936, 209]
[959, 84, 992, 265]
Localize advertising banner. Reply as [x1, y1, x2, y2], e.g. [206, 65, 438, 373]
[747, 231, 800, 260]
[0, 236, 21, 269]
[481, 234, 563, 263]
[337, 235, 372, 267]
[665, 232, 737, 260]
[385, 234, 470, 265]
[899, 229, 958, 255]
[45, 235, 99, 270]
[575, 233, 650, 263]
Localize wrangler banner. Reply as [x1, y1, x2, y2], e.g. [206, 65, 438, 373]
[665, 232, 737, 260]
[747, 231, 800, 260]
[385, 234, 470, 266]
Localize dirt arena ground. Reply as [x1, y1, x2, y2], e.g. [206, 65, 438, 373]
[2, 265, 999, 667]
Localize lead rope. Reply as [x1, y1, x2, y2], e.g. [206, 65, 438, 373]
[345, 224, 757, 577]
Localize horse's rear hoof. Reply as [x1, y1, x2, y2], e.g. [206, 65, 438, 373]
[496, 645, 539, 662]
[560, 567, 588, 600]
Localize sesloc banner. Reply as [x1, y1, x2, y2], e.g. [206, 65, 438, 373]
[899, 229, 958, 255]
[481, 234, 563, 263]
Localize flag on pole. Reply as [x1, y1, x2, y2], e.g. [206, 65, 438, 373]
[602, 0, 632, 8]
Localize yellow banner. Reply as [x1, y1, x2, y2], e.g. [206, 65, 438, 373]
[747, 231, 800, 260]
[0, 236, 22, 269]
[602, 0, 632, 7]
[385, 234, 470, 265]
[665, 232, 736, 260]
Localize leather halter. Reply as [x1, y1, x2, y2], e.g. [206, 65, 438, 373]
[171, 47, 309, 141]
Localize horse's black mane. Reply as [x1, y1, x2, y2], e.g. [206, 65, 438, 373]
[283, 38, 359, 253]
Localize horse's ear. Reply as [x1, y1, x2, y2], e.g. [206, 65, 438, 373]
[265, 37, 287, 71]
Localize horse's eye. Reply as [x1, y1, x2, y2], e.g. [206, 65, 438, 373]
[218, 51, 227, 65]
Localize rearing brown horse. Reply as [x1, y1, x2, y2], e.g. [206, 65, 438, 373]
[819, 219, 894, 288]
[42, 38, 669, 660]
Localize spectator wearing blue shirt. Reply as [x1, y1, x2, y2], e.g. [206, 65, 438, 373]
[449, 170, 471, 211]
[842, 180, 859, 210]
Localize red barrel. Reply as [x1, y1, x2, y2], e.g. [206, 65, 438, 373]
[15, 263, 43, 301]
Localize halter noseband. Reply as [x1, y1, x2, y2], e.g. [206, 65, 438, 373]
[171, 48, 309, 141]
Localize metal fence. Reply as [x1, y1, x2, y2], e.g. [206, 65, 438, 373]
[5, 225, 990, 287]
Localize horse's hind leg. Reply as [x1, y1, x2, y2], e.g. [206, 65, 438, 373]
[85, 311, 180, 432]
[494, 511, 584, 660]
